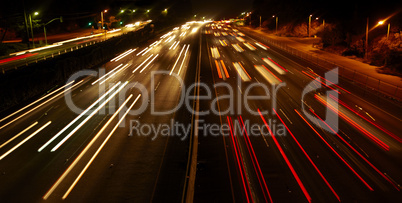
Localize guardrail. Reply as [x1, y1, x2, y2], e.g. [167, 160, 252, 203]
[1, 40, 107, 74]
[241, 28, 402, 101]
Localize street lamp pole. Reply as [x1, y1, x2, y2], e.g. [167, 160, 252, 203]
[365, 17, 369, 59]
[387, 23, 390, 40]
[22, 3, 30, 48]
[259, 16, 261, 29]
[323, 19, 325, 31]
[43, 17, 62, 45]
[101, 11, 104, 39]
[276, 16, 278, 34]
[308, 15, 312, 37]
[29, 14, 35, 48]
[101, 10, 107, 40]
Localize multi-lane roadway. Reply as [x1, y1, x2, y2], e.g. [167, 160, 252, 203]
[0, 21, 401, 202]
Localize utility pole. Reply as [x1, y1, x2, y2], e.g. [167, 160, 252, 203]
[259, 16, 261, 29]
[365, 17, 369, 59]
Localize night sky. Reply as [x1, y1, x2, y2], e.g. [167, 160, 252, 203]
[191, 0, 252, 19]
[0, 0, 400, 23]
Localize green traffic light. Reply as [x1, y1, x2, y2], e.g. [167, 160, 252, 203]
[120, 22, 123, 24]
[89, 22, 92, 25]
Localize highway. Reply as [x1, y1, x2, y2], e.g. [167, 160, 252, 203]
[0, 22, 200, 202]
[0, 21, 401, 202]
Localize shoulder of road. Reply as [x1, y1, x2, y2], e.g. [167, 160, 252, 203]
[242, 27, 402, 88]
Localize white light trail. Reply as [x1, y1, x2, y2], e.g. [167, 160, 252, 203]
[139, 54, 159, 73]
[110, 49, 132, 62]
[132, 54, 153, 73]
[50, 81, 128, 152]
[0, 122, 38, 149]
[169, 41, 177, 50]
[99, 64, 130, 85]
[170, 45, 187, 75]
[91, 64, 123, 85]
[141, 47, 153, 56]
[177, 45, 190, 75]
[61, 94, 141, 199]
[210, 47, 220, 58]
[37, 82, 121, 152]
[0, 121, 51, 161]
[0, 80, 74, 124]
[136, 47, 148, 56]
[42, 94, 139, 200]
[110, 49, 136, 62]
[172, 40, 180, 50]
[0, 80, 83, 130]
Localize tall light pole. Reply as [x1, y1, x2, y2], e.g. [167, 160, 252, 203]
[22, 1, 30, 48]
[323, 19, 325, 31]
[259, 16, 262, 29]
[29, 12, 39, 48]
[387, 23, 390, 41]
[273, 15, 278, 35]
[365, 17, 369, 59]
[376, 20, 391, 41]
[308, 14, 312, 37]
[101, 10, 107, 40]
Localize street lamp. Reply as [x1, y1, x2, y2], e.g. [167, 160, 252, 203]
[120, 10, 124, 13]
[43, 17, 63, 45]
[101, 10, 108, 40]
[147, 10, 150, 13]
[377, 20, 390, 41]
[29, 11, 39, 48]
